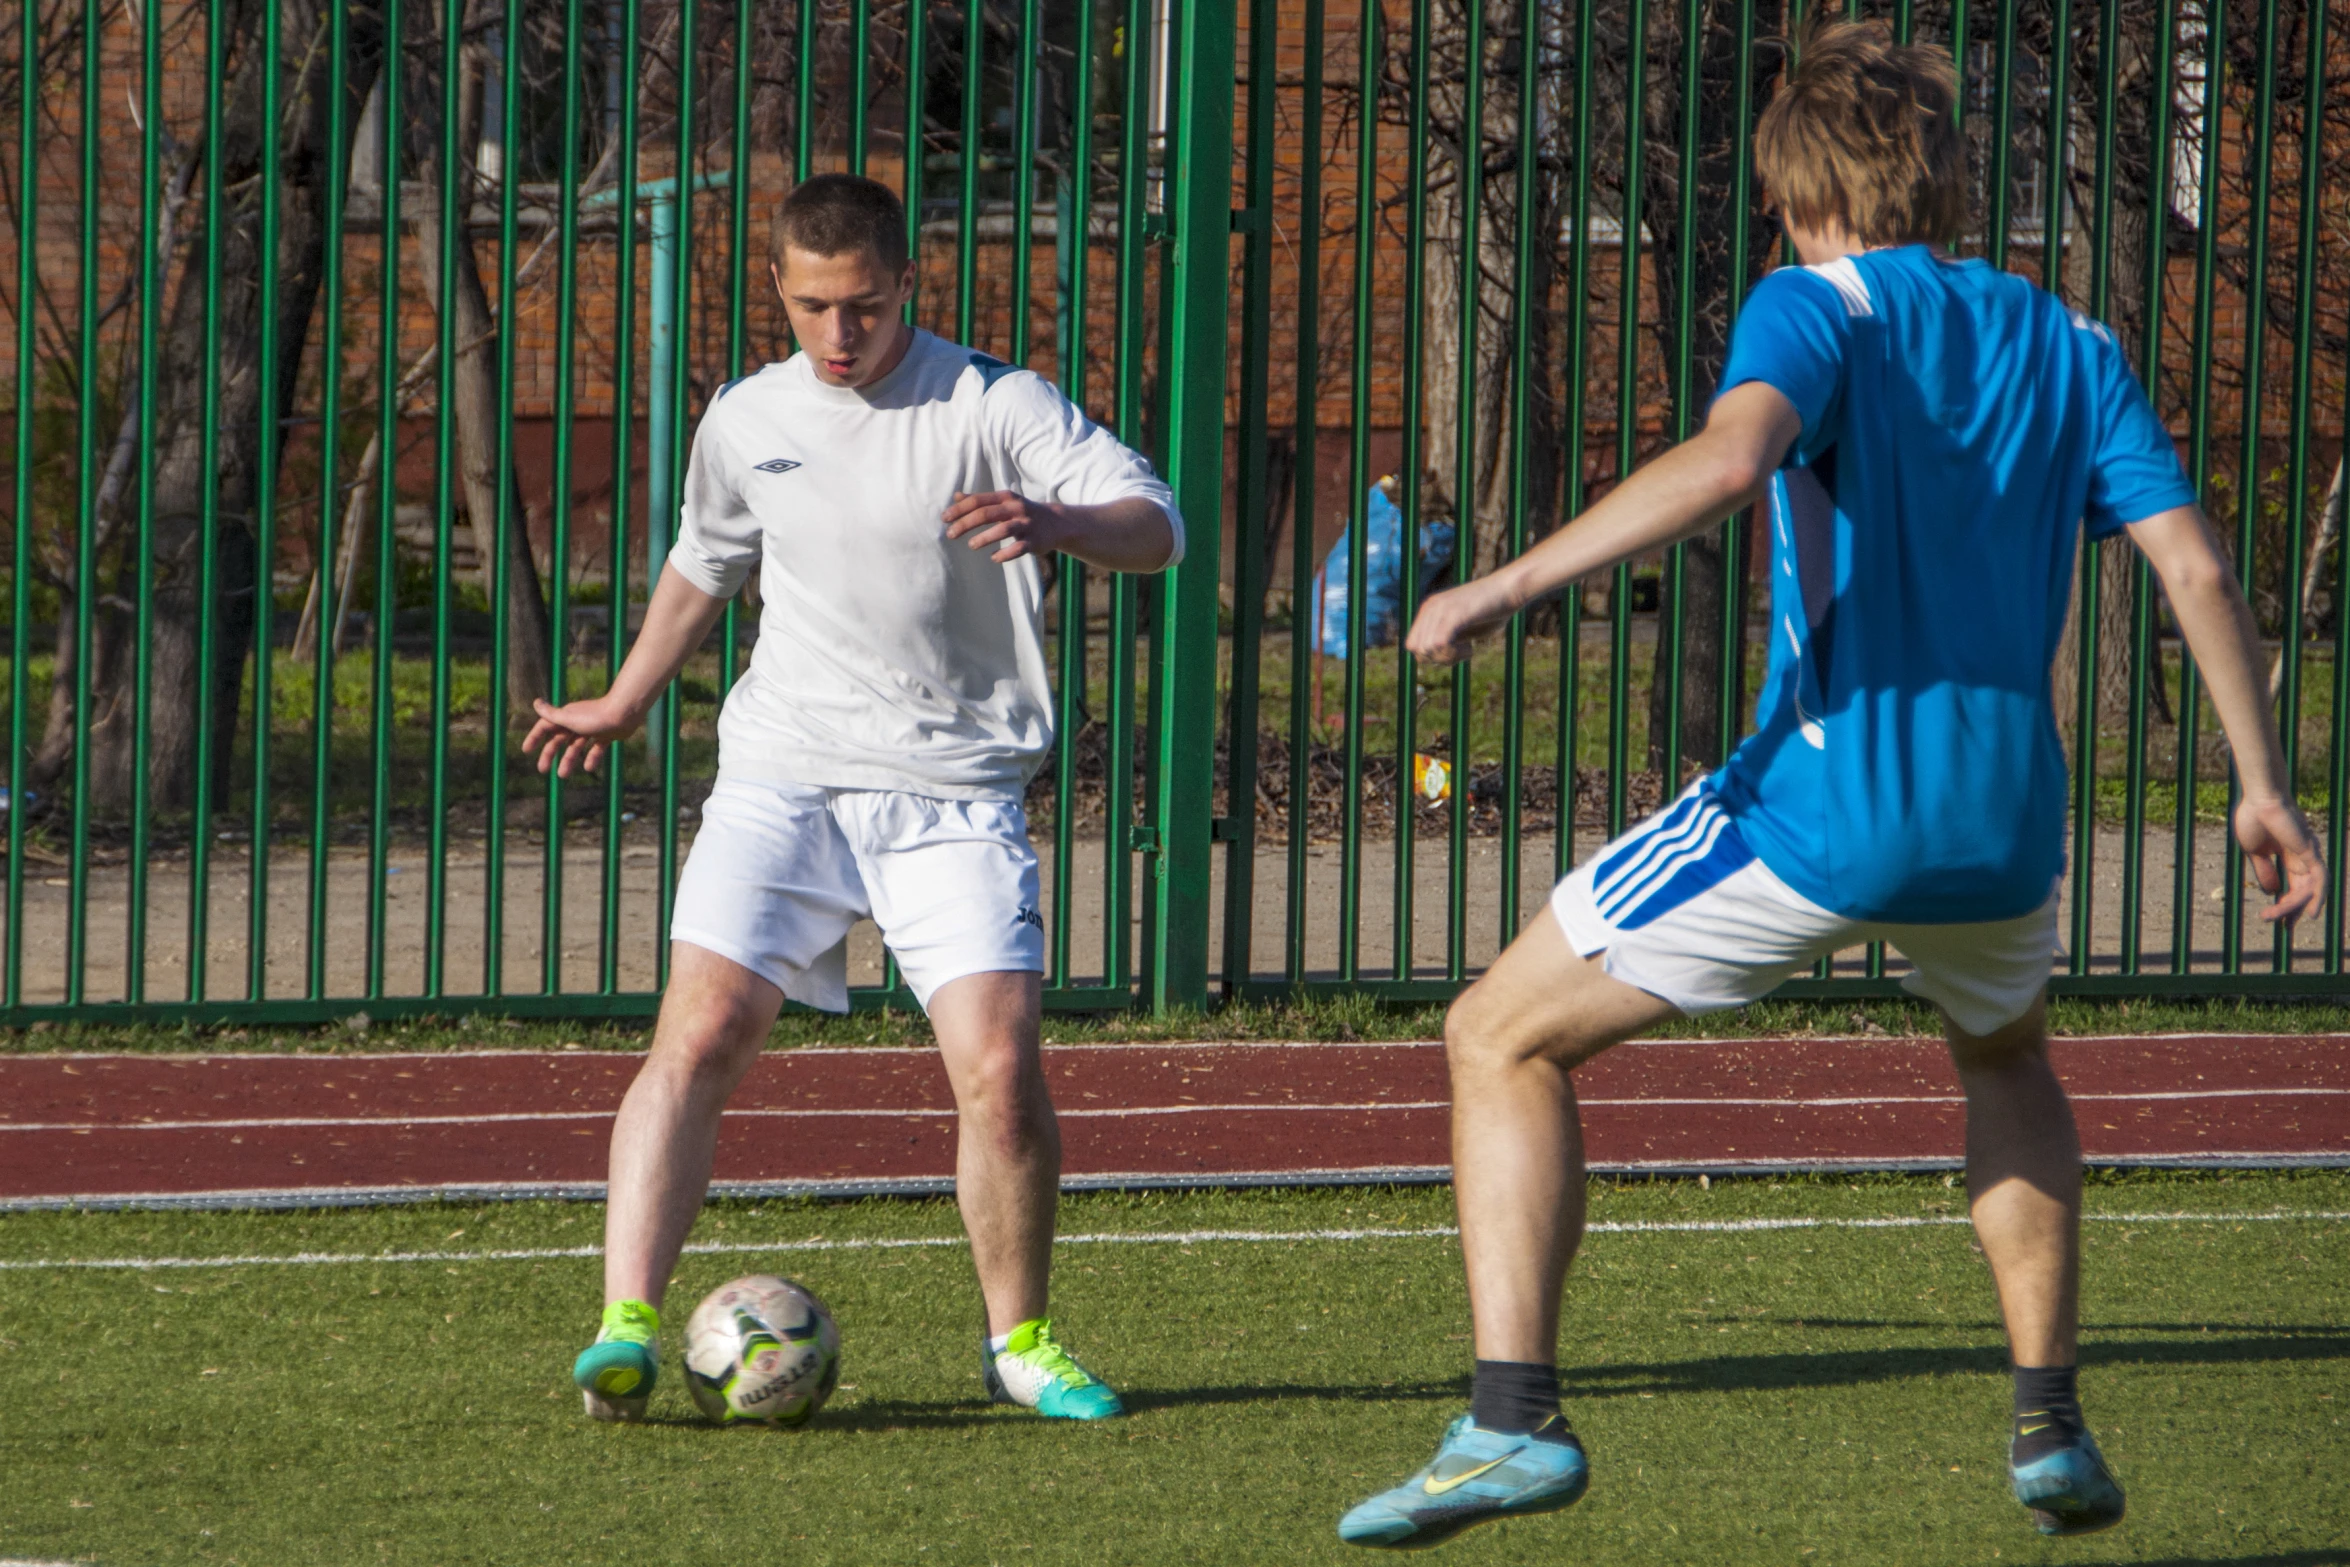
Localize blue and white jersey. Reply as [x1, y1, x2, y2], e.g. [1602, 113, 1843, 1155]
[1709, 244, 2196, 924]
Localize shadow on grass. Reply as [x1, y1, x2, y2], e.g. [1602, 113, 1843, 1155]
[1562, 1329, 2350, 1398]
[1120, 1378, 1469, 1416]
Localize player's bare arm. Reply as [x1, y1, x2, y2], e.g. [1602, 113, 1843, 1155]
[941, 490, 1176, 573]
[1403, 380, 1802, 665]
[2125, 502, 2326, 923]
[520, 569, 731, 779]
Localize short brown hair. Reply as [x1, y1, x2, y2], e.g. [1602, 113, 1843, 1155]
[1754, 17, 1968, 248]
[770, 173, 910, 273]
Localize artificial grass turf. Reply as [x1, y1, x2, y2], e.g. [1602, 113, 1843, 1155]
[1, 1173, 2345, 1566]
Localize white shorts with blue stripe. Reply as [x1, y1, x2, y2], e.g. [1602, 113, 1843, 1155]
[1549, 782, 2059, 1037]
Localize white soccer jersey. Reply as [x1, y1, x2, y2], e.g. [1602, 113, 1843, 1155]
[665, 329, 1184, 800]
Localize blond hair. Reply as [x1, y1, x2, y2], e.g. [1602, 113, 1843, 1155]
[1754, 17, 1969, 248]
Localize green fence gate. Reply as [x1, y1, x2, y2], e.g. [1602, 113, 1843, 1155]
[1, 0, 2346, 1026]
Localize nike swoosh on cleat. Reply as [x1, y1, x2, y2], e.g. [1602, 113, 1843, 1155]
[1422, 1456, 1511, 1496]
[2018, 1422, 2052, 1435]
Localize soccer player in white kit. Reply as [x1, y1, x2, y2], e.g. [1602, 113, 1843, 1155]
[527, 174, 1182, 1423]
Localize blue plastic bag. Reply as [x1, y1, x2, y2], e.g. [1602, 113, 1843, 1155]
[1310, 481, 1457, 659]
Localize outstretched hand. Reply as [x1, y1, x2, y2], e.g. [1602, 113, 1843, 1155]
[1404, 579, 1519, 666]
[2235, 794, 2326, 925]
[521, 694, 642, 779]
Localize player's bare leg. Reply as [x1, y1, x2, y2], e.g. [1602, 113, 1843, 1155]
[1947, 995, 2080, 1364]
[1947, 994, 2122, 1534]
[574, 943, 781, 1421]
[1447, 913, 1679, 1361]
[1339, 913, 1673, 1546]
[928, 969, 1058, 1333]
[930, 968, 1121, 1417]
[602, 943, 786, 1308]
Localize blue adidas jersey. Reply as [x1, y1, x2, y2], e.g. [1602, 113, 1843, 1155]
[1709, 245, 2196, 924]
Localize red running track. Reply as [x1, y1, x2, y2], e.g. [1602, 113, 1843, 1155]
[1, 1035, 2344, 1208]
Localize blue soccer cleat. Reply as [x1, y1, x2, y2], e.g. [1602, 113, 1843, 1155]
[573, 1299, 661, 1422]
[2011, 1422, 2126, 1536]
[1339, 1414, 1589, 1549]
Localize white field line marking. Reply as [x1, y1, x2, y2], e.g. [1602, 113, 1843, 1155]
[1, 1209, 2342, 1273]
[7, 1086, 2342, 1134]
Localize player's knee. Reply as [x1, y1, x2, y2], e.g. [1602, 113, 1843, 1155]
[649, 996, 769, 1081]
[950, 1035, 1046, 1123]
[1444, 982, 1538, 1076]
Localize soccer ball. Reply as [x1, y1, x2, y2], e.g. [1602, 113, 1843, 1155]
[683, 1274, 841, 1427]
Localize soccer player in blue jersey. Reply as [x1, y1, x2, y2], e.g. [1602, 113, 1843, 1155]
[1339, 19, 2324, 1550]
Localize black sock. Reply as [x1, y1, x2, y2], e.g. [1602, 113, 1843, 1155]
[1470, 1359, 1566, 1437]
[2011, 1364, 2083, 1464]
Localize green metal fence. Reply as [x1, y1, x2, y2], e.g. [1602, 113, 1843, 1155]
[0, 0, 2345, 1027]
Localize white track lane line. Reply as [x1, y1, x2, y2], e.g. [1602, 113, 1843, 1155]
[5, 1085, 2342, 1134]
[1, 1209, 2341, 1272]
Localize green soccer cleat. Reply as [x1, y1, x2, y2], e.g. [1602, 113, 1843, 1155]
[573, 1299, 661, 1422]
[980, 1318, 1125, 1420]
[1339, 1414, 1589, 1549]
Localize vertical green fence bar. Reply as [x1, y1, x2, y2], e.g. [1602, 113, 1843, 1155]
[1008, 0, 1037, 364]
[1658, 0, 1703, 800]
[365, 0, 401, 999]
[1553, 0, 1595, 885]
[2070, 0, 2123, 977]
[1337, 0, 1379, 982]
[194, 0, 231, 1002]
[5, 0, 32, 1007]
[2116, 0, 2177, 978]
[1496, 0, 1541, 951]
[795, 0, 816, 177]
[1145, 0, 1233, 1013]
[2239, 0, 2293, 973]
[599, 0, 643, 992]
[955, 0, 982, 348]
[1442, 0, 1483, 983]
[542, 0, 585, 995]
[484, 0, 526, 997]
[902, 0, 925, 305]
[1390, 0, 1433, 978]
[1220, 0, 1275, 993]
[2288, 0, 2340, 970]
[424, 0, 463, 998]
[1281, 0, 1321, 986]
[248, 0, 285, 1001]
[657, 0, 699, 987]
[849, 0, 870, 175]
[2216, 0, 2269, 972]
[306, 0, 352, 1001]
[1605, 0, 1645, 843]
[2171, 0, 2223, 975]
[1105, 0, 1152, 994]
[1717, 0, 1757, 764]
[64, 0, 99, 1006]
[130, 0, 167, 1002]
[1049, 0, 1097, 990]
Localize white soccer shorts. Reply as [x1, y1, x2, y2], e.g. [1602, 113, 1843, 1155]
[1549, 783, 2060, 1037]
[670, 775, 1045, 1014]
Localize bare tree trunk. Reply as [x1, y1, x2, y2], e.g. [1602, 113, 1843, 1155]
[412, 0, 554, 715]
[70, 0, 382, 815]
[1419, 0, 1518, 575]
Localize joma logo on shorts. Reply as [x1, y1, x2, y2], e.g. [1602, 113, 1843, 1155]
[1015, 905, 1044, 931]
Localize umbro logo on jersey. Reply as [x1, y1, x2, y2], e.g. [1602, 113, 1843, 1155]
[754, 457, 802, 475]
